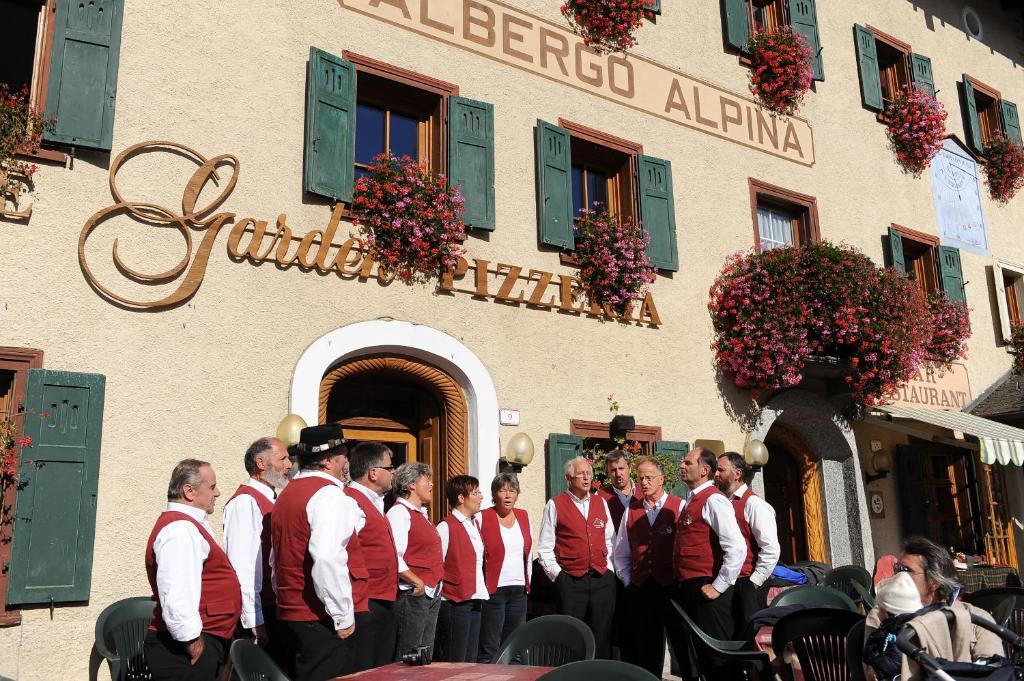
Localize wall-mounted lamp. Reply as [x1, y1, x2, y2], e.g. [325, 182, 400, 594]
[743, 439, 770, 470]
[864, 450, 892, 484]
[276, 413, 308, 447]
[500, 432, 535, 474]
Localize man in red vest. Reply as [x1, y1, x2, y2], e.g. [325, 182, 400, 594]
[714, 451, 780, 637]
[537, 456, 616, 658]
[144, 459, 242, 681]
[612, 455, 683, 676]
[345, 441, 399, 671]
[272, 424, 364, 681]
[223, 437, 292, 669]
[673, 447, 745, 681]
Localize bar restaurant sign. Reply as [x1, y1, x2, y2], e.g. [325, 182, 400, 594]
[77, 140, 662, 327]
[337, 0, 815, 166]
[887, 362, 972, 410]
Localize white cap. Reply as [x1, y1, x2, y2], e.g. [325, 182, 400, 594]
[876, 572, 923, 616]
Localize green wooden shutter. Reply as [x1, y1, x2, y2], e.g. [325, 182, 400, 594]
[7, 370, 105, 605]
[546, 434, 583, 499]
[788, 0, 824, 81]
[304, 47, 356, 202]
[638, 155, 679, 272]
[962, 75, 984, 153]
[535, 120, 574, 249]
[42, 0, 125, 151]
[449, 97, 496, 231]
[887, 226, 906, 276]
[895, 446, 930, 538]
[854, 25, 883, 112]
[646, 0, 661, 15]
[910, 53, 936, 98]
[723, 0, 750, 51]
[654, 440, 690, 497]
[1000, 100, 1022, 145]
[938, 246, 966, 303]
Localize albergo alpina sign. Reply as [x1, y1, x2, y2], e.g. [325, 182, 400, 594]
[78, 141, 662, 326]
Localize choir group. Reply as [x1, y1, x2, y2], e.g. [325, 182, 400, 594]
[142, 424, 781, 681]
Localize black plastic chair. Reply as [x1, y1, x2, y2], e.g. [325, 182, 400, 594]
[846, 617, 867, 681]
[492, 614, 596, 666]
[822, 565, 876, 610]
[230, 639, 291, 681]
[964, 587, 1024, 634]
[668, 600, 771, 681]
[772, 607, 865, 681]
[538, 659, 660, 680]
[93, 596, 155, 681]
[770, 585, 859, 611]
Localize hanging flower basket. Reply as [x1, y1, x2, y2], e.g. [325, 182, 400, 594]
[1, 83, 47, 211]
[1009, 324, 1024, 375]
[884, 85, 948, 177]
[572, 208, 656, 312]
[982, 132, 1024, 204]
[926, 294, 970, 366]
[560, 0, 652, 54]
[709, 242, 971, 405]
[351, 153, 466, 284]
[746, 27, 814, 117]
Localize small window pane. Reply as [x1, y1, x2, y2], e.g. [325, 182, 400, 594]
[757, 206, 794, 250]
[587, 169, 608, 210]
[356, 104, 386, 165]
[572, 166, 584, 215]
[389, 112, 418, 161]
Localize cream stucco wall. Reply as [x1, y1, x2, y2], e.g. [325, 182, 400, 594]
[3, 0, 1024, 677]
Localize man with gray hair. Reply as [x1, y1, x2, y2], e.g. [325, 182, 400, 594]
[144, 459, 242, 681]
[223, 437, 292, 667]
[537, 456, 616, 658]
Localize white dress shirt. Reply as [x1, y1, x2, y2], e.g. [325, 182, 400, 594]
[292, 470, 359, 630]
[347, 480, 384, 516]
[612, 492, 669, 587]
[537, 492, 616, 582]
[386, 496, 442, 598]
[685, 481, 746, 594]
[732, 484, 781, 588]
[437, 510, 489, 601]
[223, 479, 275, 629]
[152, 502, 214, 641]
[496, 520, 529, 588]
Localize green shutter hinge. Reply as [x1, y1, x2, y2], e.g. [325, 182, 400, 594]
[49, 595, 55, 620]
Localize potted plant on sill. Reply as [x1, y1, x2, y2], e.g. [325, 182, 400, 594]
[746, 27, 815, 117]
[572, 208, 656, 315]
[1009, 324, 1024, 375]
[884, 85, 948, 177]
[560, 0, 654, 54]
[1, 83, 47, 220]
[982, 132, 1024, 204]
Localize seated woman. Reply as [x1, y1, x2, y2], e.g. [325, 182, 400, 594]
[864, 536, 1003, 681]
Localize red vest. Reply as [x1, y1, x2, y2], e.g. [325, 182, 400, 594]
[441, 514, 479, 603]
[553, 492, 609, 577]
[346, 486, 399, 602]
[145, 511, 242, 640]
[399, 502, 444, 589]
[674, 485, 726, 582]
[272, 476, 368, 621]
[597, 484, 635, 533]
[479, 507, 532, 595]
[625, 495, 682, 587]
[227, 483, 276, 608]
[732, 487, 758, 579]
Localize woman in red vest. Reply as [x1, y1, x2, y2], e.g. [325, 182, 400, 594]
[436, 475, 489, 662]
[476, 472, 532, 663]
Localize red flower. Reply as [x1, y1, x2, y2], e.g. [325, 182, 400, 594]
[982, 132, 1024, 204]
[884, 85, 948, 177]
[746, 27, 814, 116]
[561, 0, 649, 53]
[18, 436, 31, 447]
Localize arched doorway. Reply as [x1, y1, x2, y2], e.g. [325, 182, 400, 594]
[763, 425, 828, 564]
[319, 354, 469, 522]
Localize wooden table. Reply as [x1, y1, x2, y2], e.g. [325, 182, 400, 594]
[338, 662, 551, 680]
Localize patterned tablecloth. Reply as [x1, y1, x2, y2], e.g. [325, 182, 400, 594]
[957, 566, 1021, 593]
[338, 662, 551, 680]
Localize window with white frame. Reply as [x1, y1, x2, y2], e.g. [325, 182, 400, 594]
[994, 260, 1024, 341]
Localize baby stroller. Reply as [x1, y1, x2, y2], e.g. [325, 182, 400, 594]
[895, 609, 1024, 680]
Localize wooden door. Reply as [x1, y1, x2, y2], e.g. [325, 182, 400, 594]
[920, 449, 973, 552]
[343, 428, 417, 468]
[763, 448, 808, 565]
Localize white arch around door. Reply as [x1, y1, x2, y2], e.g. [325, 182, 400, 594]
[289, 319, 501, 479]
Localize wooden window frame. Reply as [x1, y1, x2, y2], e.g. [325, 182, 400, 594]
[557, 119, 643, 265]
[7, 0, 65, 162]
[0, 346, 44, 627]
[995, 259, 1024, 338]
[748, 0, 787, 34]
[748, 178, 820, 252]
[570, 419, 662, 448]
[892, 224, 940, 296]
[966, 75, 1003, 148]
[867, 26, 912, 118]
[737, 0, 787, 65]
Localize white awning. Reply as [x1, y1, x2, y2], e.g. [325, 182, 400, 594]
[874, 404, 1024, 465]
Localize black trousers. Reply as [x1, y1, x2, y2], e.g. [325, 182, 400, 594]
[353, 598, 397, 671]
[731, 577, 760, 639]
[282, 619, 355, 681]
[477, 585, 528, 663]
[611, 576, 633, 661]
[144, 631, 228, 681]
[554, 569, 616, 659]
[624, 580, 675, 677]
[437, 598, 483, 662]
[672, 578, 736, 681]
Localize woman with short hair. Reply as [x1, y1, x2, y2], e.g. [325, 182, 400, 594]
[436, 475, 488, 662]
[476, 472, 532, 663]
[386, 462, 443, 661]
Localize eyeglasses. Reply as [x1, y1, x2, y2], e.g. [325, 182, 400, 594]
[894, 562, 923, 576]
[637, 475, 663, 482]
[372, 465, 395, 472]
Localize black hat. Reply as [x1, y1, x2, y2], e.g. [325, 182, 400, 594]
[290, 424, 347, 465]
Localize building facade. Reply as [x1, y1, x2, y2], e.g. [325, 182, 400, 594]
[2, 0, 1024, 677]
